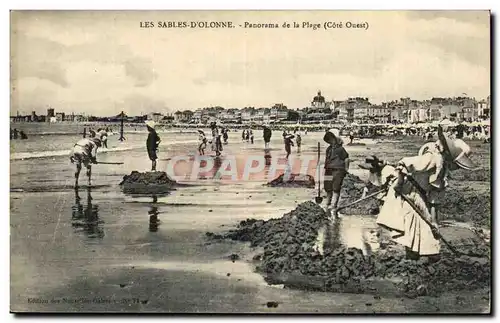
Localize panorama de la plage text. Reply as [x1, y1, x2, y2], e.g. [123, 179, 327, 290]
[140, 21, 369, 30]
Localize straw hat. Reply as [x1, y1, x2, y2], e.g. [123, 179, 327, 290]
[437, 125, 476, 170]
[145, 120, 156, 128]
[323, 128, 341, 143]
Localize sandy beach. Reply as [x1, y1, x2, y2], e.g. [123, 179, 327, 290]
[10, 127, 490, 313]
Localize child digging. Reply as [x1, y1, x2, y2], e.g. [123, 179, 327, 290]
[323, 129, 350, 218]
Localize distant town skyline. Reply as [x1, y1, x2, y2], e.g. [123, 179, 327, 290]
[11, 10, 490, 116]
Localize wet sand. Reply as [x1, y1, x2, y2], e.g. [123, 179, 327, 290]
[10, 132, 490, 313]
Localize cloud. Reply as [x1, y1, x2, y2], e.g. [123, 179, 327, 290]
[123, 58, 158, 87]
[10, 11, 491, 116]
[11, 34, 69, 87]
[405, 11, 490, 27]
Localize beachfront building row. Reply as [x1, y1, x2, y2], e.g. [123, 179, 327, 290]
[11, 92, 490, 125]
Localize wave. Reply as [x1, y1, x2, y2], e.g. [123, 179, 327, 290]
[10, 139, 198, 161]
[29, 131, 122, 136]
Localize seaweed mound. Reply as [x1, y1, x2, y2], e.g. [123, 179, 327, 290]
[208, 201, 491, 298]
[339, 173, 381, 215]
[119, 171, 176, 194]
[267, 174, 315, 188]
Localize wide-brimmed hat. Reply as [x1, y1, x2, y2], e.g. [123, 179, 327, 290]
[323, 128, 341, 143]
[145, 120, 156, 128]
[285, 134, 295, 139]
[197, 129, 205, 135]
[437, 125, 476, 170]
[358, 155, 385, 173]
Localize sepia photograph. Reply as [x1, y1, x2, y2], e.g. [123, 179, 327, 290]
[9, 10, 491, 314]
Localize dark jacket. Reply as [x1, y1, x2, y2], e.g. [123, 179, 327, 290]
[147, 130, 161, 152]
[324, 144, 349, 169]
[263, 128, 272, 142]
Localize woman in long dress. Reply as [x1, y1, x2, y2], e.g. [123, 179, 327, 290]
[364, 127, 476, 259]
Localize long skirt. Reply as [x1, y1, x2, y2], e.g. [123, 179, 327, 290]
[376, 185, 440, 255]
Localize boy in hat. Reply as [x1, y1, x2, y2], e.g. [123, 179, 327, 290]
[323, 129, 350, 218]
[374, 126, 477, 259]
[146, 120, 161, 171]
[284, 134, 295, 159]
[70, 137, 102, 187]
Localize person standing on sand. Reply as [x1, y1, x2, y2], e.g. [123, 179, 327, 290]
[263, 125, 272, 149]
[146, 120, 161, 171]
[372, 126, 477, 260]
[284, 134, 294, 159]
[97, 128, 108, 148]
[296, 133, 302, 153]
[349, 130, 355, 145]
[250, 129, 254, 144]
[70, 137, 102, 187]
[198, 130, 207, 155]
[223, 128, 229, 144]
[323, 129, 350, 218]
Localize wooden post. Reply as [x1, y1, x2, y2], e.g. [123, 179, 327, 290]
[119, 111, 125, 141]
[83, 127, 86, 138]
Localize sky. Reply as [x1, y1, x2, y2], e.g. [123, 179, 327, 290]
[10, 10, 490, 116]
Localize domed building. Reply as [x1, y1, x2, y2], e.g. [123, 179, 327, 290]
[311, 90, 326, 109]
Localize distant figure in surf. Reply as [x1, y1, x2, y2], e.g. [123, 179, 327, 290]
[198, 130, 207, 155]
[349, 130, 355, 145]
[146, 120, 161, 171]
[19, 131, 28, 140]
[70, 137, 102, 187]
[13, 128, 18, 139]
[296, 133, 302, 153]
[97, 128, 108, 148]
[284, 134, 295, 159]
[222, 128, 229, 144]
[209, 122, 223, 156]
[263, 124, 272, 149]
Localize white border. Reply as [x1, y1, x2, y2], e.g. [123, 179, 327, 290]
[3, 1, 498, 322]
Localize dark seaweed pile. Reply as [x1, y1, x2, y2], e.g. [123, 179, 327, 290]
[208, 201, 490, 297]
[119, 171, 176, 186]
[267, 173, 316, 188]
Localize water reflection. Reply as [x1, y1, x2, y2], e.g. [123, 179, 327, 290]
[314, 216, 381, 256]
[324, 217, 342, 253]
[148, 195, 160, 232]
[71, 187, 104, 239]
